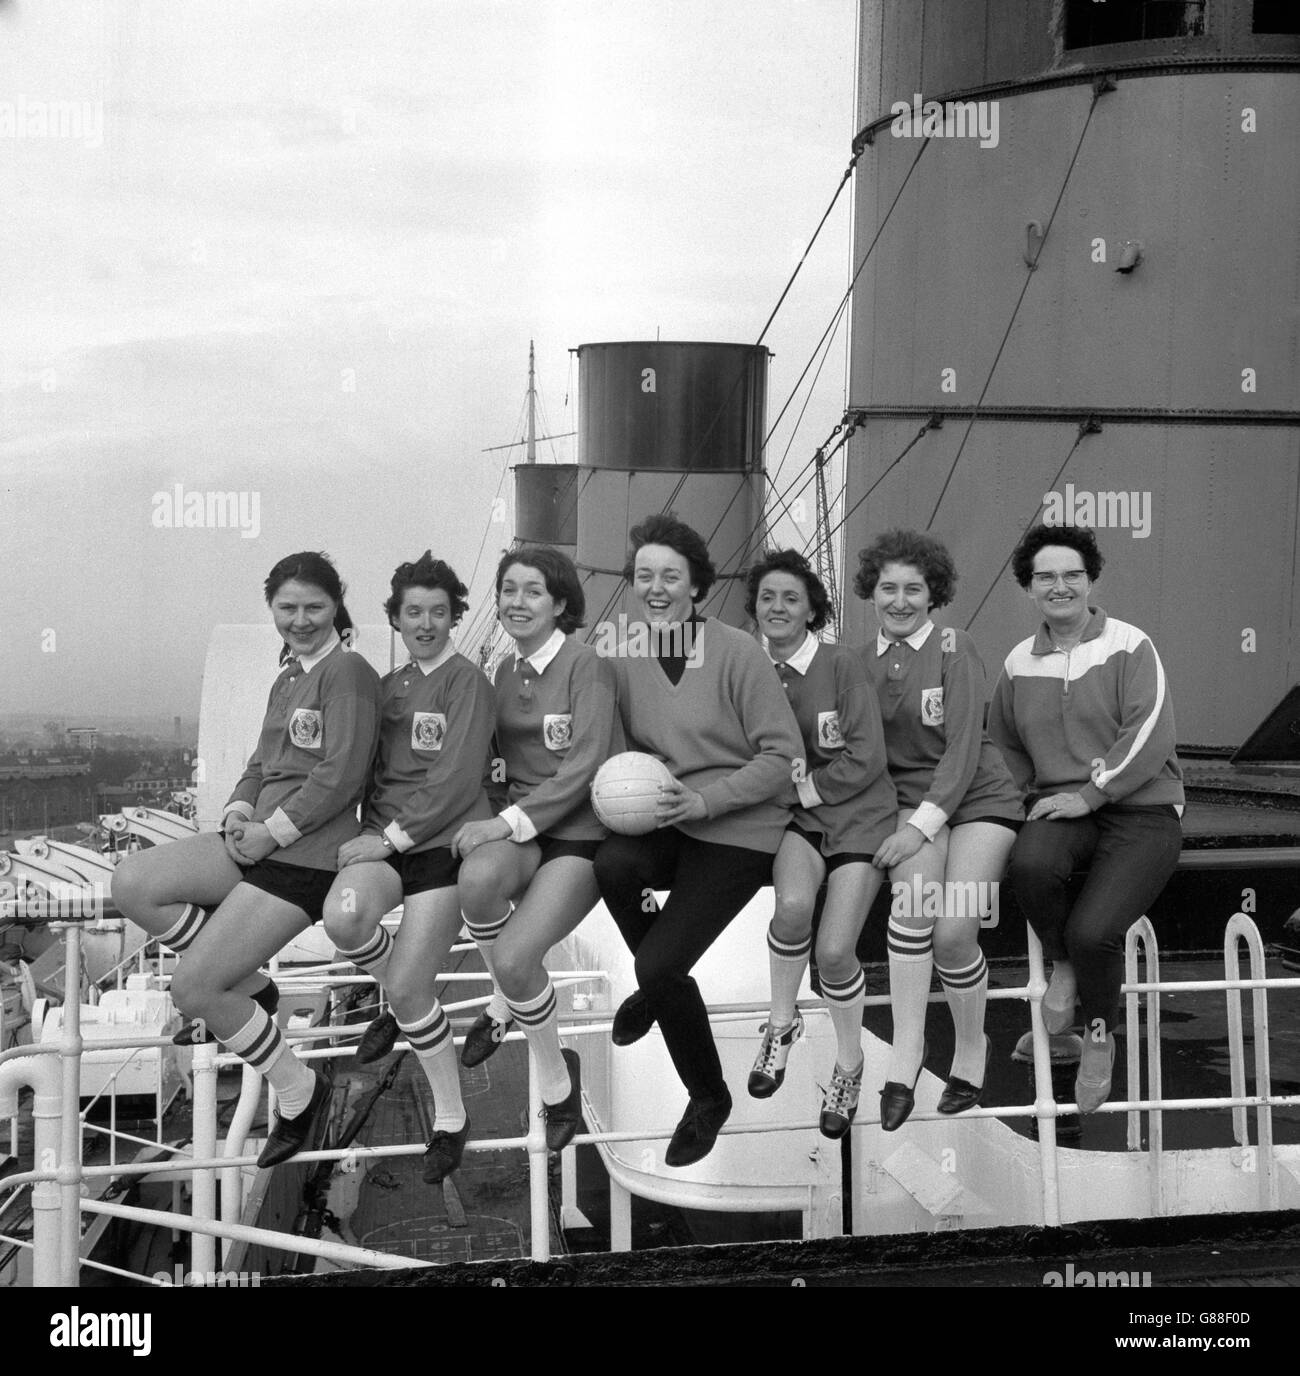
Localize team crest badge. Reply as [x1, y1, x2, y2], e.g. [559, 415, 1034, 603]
[543, 714, 572, 751]
[817, 711, 844, 749]
[289, 708, 323, 749]
[412, 712, 446, 752]
[920, 688, 944, 726]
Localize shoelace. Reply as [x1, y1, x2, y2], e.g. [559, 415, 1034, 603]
[822, 1066, 862, 1118]
[754, 1017, 800, 1076]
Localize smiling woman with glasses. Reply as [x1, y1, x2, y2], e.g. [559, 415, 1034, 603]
[989, 523, 1184, 1114]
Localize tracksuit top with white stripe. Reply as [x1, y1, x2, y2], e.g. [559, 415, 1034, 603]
[494, 635, 620, 841]
[987, 607, 1184, 810]
[777, 637, 897, 855]
[863, 621, 1023, 838]
[226, 642, 382, 870]
[613, 617, 802, 855]
[364, 650, 496, 853]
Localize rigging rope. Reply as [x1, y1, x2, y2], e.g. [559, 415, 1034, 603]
[924, 85, 1107, 531]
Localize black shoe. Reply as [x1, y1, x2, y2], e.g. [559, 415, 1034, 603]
[542, 1049, 583, 1152]
[257, 1071, 331, 1168]
[879, 1040, 927, 1132]
[356, 1009, 400, 1064]
[937, 1035, 991, 1116]
[422, 1117, 471, 1184]
[461, 1010, 514, 1068]
[611, 990, 656, 1047]
[665, 1089, 732, 1168]
[174, 978, 279, 1046]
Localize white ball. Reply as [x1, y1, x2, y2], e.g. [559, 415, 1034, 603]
[591, 752, 675, 835]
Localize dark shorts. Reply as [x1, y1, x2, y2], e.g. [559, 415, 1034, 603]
[786, 823, 875, 874]
[239, 858, 336, 925]
[536, 834, 601, 867]
[952, 815, 1023, 834]
[384, 845, 460, 897]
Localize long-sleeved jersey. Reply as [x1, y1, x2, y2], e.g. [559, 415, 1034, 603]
[863, 621, 1022, 837]
[364, 650, 495, 852]
[225, 642, 382, 869]
[987, 608, 1184, 810]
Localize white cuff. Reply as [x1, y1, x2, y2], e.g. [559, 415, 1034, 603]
[264, 807, 302, 848]
[907, 802, 948, 843]
[796, 775, 823, 809]
[384, 821, 415, 854]
[223, 801, 254, 822]
[499, 805, 537, 844]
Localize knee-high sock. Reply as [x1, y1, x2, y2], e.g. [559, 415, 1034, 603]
[886, 918, 933, 1083]
[224, 1004, 316, 1117]
[505, 981, 570, 1105]
[821, 966, 866, 1072]
[335, 926, 394, 1005]
[767, 924, 811, 1029]
[936, 951, 989, 1085]
[463, 907, 511, 1023]
[398, 1002, 466, 1132]
[158, 902, 210, 953]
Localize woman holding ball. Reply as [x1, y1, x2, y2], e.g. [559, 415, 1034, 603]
[594, 513, 802, 1168]
[451, 545, 620, 1152]
[744, 550, 897, 1139]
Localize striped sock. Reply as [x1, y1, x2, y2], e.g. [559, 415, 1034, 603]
[937, 951, 989, 1085]
[767, 924, 811, 1029]
[464, 907, 512, 1023]
[335, 926, 394, 1012]
[398, 1002, 466, 1133]
[886, 918, 934, 1084]
[821, 966, 866, 1072]
[158, 902, 209, 953]
[224, 1004, 316, 1117]
[505, 981, 569, 1104]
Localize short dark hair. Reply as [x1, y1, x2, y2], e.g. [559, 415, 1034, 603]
[622, 512, 715, 603]
[1011, 523, 1105, 588]
[264, 551, 352, 636]
[385, 551, 470, 628]
[743, 549, 833, 633]
[495, 545, 586, 634]
[853, 530, 957, 609]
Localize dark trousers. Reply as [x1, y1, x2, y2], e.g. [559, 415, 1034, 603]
[594, 829, 773, 1101]
[1008, 804, 1182, 1033]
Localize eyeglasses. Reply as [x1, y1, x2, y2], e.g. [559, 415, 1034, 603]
[1031, 570, 1088, 588]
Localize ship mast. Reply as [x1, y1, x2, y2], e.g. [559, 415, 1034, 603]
[526, 338, 536, 465]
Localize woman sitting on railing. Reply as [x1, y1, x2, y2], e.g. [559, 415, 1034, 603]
[449, 545, 620, 1153]
[857, 530, 1024, 1130]
[594, 513, 802, 1168]
[320, 552, 495, 1185]
[111, 552, 382, 1166]
[988, 523, 1183, 1113]
[744, 550, 897, 1139]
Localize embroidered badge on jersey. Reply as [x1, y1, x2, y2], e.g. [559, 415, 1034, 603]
[543, 714, 572, 751]
[920, 687, 944, 727]
[817, 711, 845, 750]
[289, 708, 323, 749]
[411, 712, 446, 752]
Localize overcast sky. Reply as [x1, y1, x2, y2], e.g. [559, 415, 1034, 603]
[0, 0, 856, 720]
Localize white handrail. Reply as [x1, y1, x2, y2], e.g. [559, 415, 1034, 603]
[2, 912, 1296, 1284]
[1124, 915, 1163, 1214]
[1224, 911, 1276, 1210]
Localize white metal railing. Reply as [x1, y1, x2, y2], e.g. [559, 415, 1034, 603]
[0, 910, 1297, 1285]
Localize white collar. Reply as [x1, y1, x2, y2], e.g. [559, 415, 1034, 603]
[875, 620, 935, 656]
[515, 628, 566, 674]
[297, 632, 341, 672]
[769, 630, 819, 676]
[410, 641, 457, 676]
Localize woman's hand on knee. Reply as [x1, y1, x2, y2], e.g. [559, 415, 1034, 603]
[874, 823, 927, 870]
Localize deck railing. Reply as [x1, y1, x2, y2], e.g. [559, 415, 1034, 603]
[1, 910, 1298, 1286]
